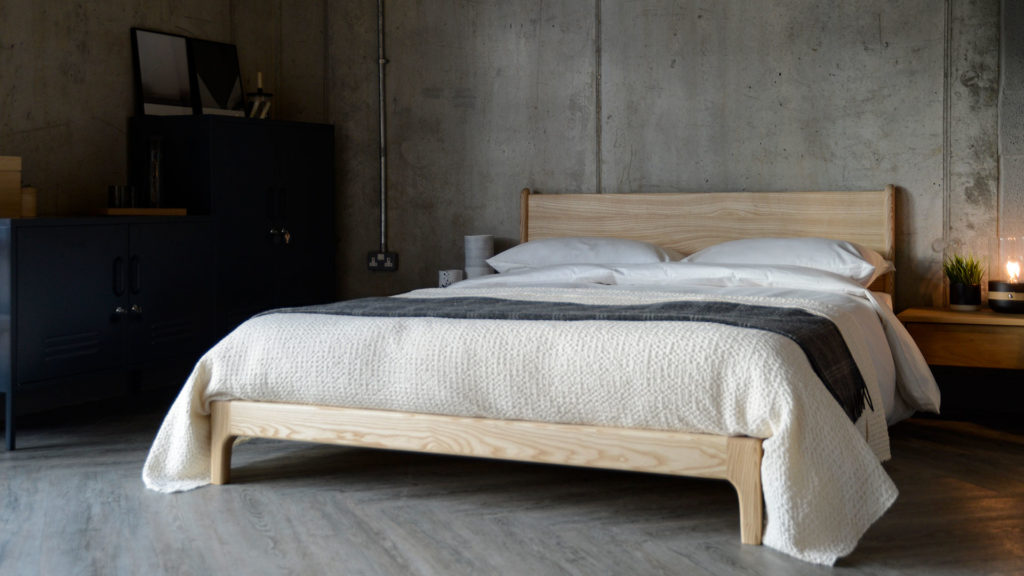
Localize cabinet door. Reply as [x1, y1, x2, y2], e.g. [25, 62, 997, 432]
[127, 221, 216, 366]
[15, 225, 127, 384]
[208, 121, 279, 331]
[272, 122, 335, 307]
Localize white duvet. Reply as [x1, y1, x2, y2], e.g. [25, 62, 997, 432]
[142, 263, 939, 565]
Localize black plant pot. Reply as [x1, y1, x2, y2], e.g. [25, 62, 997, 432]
[949, 282, 981, 311]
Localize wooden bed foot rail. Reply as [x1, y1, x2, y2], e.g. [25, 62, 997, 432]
[209, 400, 765, 545]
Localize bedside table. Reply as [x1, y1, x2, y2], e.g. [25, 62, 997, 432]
[898, 307, 1024, 369]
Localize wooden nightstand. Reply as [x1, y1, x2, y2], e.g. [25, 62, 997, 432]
[898, 307, 1024, 369]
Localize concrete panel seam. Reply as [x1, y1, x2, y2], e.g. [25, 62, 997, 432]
[595, 0, 603, 194]
[942, 0, 952, 260]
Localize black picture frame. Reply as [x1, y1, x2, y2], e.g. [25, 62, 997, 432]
[131, 28, 195, 116]
[189, 38, 246, 117]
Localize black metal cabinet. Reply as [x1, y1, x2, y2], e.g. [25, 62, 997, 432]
[126, 221, 215, 365]
[1, 218, 215, 450]
[1, 117, 334, 450]
[130, 116, 336, 334]
[14, 224, 127, 383]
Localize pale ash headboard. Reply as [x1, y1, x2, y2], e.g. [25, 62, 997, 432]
[520, 186, 896, 292]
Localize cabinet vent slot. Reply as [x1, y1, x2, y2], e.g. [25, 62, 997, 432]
[150, 320, 193, 345]
[44, 332, 102, 362]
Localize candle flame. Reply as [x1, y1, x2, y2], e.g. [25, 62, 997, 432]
[1008, 260, 1021, 283]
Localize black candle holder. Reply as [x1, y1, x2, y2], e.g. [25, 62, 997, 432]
[988, 281, 1024, 313]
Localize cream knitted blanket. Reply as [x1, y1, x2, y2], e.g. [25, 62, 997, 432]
[143, 284, 931, 565]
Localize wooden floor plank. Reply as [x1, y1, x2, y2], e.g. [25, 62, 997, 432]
[1, 408, 1022, 576]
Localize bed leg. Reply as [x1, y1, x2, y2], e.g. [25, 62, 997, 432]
[210, 401, 236, 485]
[726, 437, 764, 545]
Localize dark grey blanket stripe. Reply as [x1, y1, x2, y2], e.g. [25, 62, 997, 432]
[261, 297, 870, 422]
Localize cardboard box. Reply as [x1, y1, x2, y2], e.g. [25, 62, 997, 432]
[0, 156, 22, 217]
[0, 156, 20, 171]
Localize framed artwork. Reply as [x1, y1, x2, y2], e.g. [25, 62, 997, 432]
[131, 28, 194, 116]
[189, 38, 246, 117]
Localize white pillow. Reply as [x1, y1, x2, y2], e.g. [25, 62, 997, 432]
[682, 237, 891, 287]
[487, 237, 681, 273]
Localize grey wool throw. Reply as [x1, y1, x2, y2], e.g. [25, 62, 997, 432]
[262, 296, 871, 423]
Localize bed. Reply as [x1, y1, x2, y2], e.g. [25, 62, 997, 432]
[143, 186, 940, 565]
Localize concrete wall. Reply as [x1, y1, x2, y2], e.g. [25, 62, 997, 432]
[0, 0, 325, 215]
[0, 0, 233, 215]
[0, 0, 1006, 311]
[330, 1, 600, 297]
[331, 0, 997, 310]
[1002, 0, 1024, 239]
[601, 1, 945, 311]
[232, 0, 327, 124]
[0, 0, 225, 215]
[947, 0, 1000, 295]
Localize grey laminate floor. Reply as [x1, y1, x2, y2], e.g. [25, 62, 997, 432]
[1, 404, 1022, 576]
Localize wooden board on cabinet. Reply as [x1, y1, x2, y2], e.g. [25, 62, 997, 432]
[103, 208, 188, 216]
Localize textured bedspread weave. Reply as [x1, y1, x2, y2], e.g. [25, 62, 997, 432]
[143, 283, 927, 565]
[266, 296, 871, 423]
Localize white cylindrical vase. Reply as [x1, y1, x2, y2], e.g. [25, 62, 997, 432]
[464, 235, 495, 278]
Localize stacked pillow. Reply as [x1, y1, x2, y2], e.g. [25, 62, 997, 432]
[486, 236, 891, 288]
[487, 237, 681, 272]
[682, 237, 891, 287]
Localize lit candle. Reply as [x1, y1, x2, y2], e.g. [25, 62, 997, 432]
[990, 238, 1024, 313]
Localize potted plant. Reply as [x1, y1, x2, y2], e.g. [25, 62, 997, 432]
[943, 253, 985, 311]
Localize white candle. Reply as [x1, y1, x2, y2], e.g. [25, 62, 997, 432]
[1007, 260, 1021, 283]
[998, 236, 1024, 283]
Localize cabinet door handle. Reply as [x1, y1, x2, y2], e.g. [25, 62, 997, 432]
[113, 257, 125, 296]
[130, 255, 141, 294]
[268, 228, 292, 245]
[269, 228, 292, 245]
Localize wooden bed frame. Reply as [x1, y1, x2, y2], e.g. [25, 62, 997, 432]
[210, 186, 896, 547]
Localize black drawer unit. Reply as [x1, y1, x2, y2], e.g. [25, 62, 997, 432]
[2, 117, 335, 450]
[1, 217, 215, 450]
